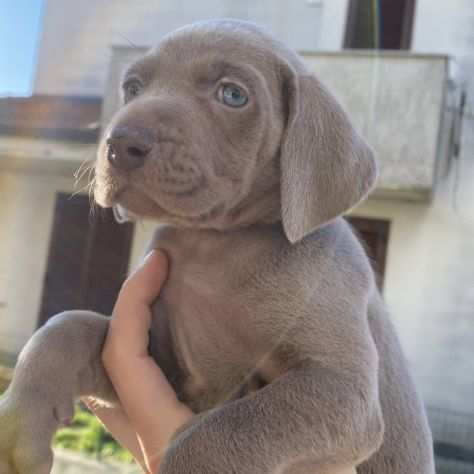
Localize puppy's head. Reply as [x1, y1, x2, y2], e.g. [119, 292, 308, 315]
[95, 19, 377, 243]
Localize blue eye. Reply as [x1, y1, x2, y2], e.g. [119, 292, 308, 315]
[218, 84, 248, 107]
[123, 79, 143, 102]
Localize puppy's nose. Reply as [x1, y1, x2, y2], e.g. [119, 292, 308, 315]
[106, 131, 152, 171]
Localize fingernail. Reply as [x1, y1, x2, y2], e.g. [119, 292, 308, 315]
[144, 250, 156, 261]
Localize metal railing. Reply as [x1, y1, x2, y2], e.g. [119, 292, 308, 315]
[428, 406, 474, 473]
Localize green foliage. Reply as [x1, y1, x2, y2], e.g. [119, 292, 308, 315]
[53, 404, 135, 464]
[0, 384, 133, 464]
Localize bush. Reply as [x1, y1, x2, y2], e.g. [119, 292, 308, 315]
[1, 385, 132, 464]
[53, 404, 135, 464]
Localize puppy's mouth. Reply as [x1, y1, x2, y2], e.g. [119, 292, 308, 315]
[97, 180, 223, 225]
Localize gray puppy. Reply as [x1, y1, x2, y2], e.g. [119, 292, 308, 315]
[0, 20, 434, 474]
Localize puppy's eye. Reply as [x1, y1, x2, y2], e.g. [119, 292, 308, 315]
[123, 79, 143, 102]
[217, 83, 248, 108]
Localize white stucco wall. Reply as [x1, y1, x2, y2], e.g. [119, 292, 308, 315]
[413, 0, 474, 57]
[352, 151, 474, 413]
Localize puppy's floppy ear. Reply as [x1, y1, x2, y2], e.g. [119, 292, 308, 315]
[280, 66, 377, 243]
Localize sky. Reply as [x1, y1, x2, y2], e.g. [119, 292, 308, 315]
[0, 0, 44, 96]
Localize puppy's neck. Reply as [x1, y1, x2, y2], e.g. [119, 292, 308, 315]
[213, 180, 281, 231]
[212, 152, 282, 231]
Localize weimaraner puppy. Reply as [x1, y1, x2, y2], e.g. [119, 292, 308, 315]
[0, 20, 434, 474]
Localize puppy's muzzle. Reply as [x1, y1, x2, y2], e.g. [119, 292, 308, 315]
[106, 127, 153, 171]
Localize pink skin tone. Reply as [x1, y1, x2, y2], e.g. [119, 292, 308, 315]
[86, 250, 193, 473]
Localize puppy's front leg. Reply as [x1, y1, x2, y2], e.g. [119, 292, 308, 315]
[0, 311, 115, 474]
[159, 361, 383, 474]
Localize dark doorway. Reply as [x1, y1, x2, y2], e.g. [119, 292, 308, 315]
[344, 0, 416, 50]
[38, 193, 134, 326]
[347, 217, 390, 289]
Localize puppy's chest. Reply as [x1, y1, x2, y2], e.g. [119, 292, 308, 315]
[162, 259, 256, 375]
[152, 229, 276, 409]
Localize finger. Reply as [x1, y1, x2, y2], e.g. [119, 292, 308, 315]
[107, 249, 168, 356]
[107, 301, 152, 357]
[111, 356, 193, 440]
[82, 398, 148, 472]
[102, 355, 194, 470]
[118, 249, 169, 306]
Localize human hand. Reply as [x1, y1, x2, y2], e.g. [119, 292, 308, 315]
[88, 250, 193, 473]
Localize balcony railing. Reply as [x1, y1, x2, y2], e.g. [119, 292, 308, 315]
[302, 51, 452, 201]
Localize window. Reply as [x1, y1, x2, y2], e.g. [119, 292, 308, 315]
[347, 216, 390, 289]
[38, 194, 134, 326]
[344, 0, 416, 50]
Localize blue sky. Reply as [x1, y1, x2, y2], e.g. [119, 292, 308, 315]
[0, 0, 44, 96]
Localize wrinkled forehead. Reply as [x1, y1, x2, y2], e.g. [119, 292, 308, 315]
[123, 26, 297, 87]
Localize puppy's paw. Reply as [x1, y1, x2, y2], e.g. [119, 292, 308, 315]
[0, 390, 55, 474]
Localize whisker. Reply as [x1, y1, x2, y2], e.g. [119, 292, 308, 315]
[85, 164, 95, 186]
[117, 32, 139, 49]
[73, 157, 94, 180]
[73, 159, 88, 180]
[74, 160, 94, 186]
[68, 183, 91, 200]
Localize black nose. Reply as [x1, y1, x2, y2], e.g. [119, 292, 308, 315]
[106, 129, 152, 171]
